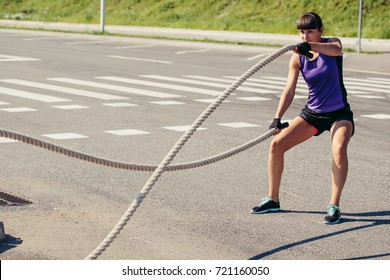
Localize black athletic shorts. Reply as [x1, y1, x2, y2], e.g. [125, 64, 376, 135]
[299, 106, 355, 137]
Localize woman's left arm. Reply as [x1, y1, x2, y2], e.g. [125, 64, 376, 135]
[310, 37, 343, 56]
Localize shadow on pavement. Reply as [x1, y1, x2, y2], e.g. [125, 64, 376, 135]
[0, 235, 23, 254]
[248, 210, 389, 260]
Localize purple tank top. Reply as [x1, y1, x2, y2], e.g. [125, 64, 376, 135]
[299, 43, 349, 113]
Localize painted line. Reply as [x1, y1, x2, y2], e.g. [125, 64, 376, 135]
[194, 98, 230, 103]
[96, 76, 220, 96]
[237, 97, 271, 101]
[344, 85, 389, 94]
[163, 125, 207, 132]
[141, 75, 274, 94]
[1, 107, 37, 112]
[217, 122, 260, 128]
[344, 80, 390, 90]
[223, 75, 308, 90]
[353, 95, 385, 99]
[67, 40, 108, 45]
[183, 75, 278, 94]
[344, 68, 390, 76]
[52, 105, 89, 110]
[360, 114, 390, 120]
[104, 129, 150, 136]
[367, 77, 390, 84]
[115, 44, 157, 49]
[176, 49, 211, 55]
[109, 55, 173, 64]
[0, 54, 40, 62]
[150, 100, 185, 105]
[0, 138, 19, 143]
[42, 133, 88, 140]
[0, 86, 70, 103]
[188, 75, 286, 92]
[246, 53, 268, 61]
[102, 102, 138, 107]
[47, 78, 182, 99]
[1, 79, 128, 101]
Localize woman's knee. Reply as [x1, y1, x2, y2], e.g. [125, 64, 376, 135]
[270, 137, 287, 154]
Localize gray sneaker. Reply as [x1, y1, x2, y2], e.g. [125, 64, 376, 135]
[323, 204, 341, 224]
[251, 197, 280, 214]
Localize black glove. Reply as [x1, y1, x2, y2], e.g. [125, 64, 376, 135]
[269, 118, 289, 130]
[296, 42, 311, 54]
[296, 42, 313, 58]
[269, 118, 282, 130]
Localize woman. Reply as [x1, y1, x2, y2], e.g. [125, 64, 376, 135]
[251, 12, 354, 224]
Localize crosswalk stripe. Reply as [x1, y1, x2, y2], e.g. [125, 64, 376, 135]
[109, 55, 173, 64]
[140, 75, 274, 94]
[344, 84, 388, 94]
[212, 75, 309, 94]
[0, 79, 128, 101]
[0, 86, 70, 103]
[185, 75, 281, 92]
[224, 76, 308, 89]
[367, 78, 390, 84]
[96, 76, 221, 96]
[344, 80, 390, 90]
[183, 75, 278, 94]
[42, 133, 88, 140]
[1, 107, 37, 112]
[0, 54, 40, 62]
[47, 78, 183, 99]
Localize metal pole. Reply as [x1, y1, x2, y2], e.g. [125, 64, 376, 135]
[100, 0, 106, 33]
[357, 0, 363, 53]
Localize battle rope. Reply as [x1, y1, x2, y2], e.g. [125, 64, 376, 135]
[0, 127, 276, 172]
[83, 44, 296, 260]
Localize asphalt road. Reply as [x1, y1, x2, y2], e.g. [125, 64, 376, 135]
[0, 29, 389, 260]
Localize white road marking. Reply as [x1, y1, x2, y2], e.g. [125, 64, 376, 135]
[217, 122, 260, 128]
[115, 44, 157, 49]
[360, 114, 390, 120]
[162, 125, 207, 132]
[42, 133, 88, 140]
[176, 49, 211, 55]
[141, 75, 274, 93]
[109, 55, 173, 64]
[52, 105, 89, 110]
[237, 97, 271, 101]
[102, 102, 138, 107]
[104, 129, 150, 136]
[1, 107, 37, 112]
[150, 101, 185, 105]
[1, 79, 127, 100]
[0, 138, 19, 143]
[246, 53, 268, 61]
[96, 76, 221, 96]
[48, 78, 182, 99]
[352, 95, 385, 99]
[0, 54, 40, 62]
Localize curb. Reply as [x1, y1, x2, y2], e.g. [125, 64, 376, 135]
[1, 20, 390, 52]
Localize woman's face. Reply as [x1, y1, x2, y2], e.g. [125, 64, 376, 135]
[299, 28, 323, 42]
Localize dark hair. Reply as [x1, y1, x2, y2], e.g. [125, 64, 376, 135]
[297, 12, 323, 30]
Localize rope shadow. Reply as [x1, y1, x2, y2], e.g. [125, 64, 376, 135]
[249, 210, 390, 260]
[0, 235, 23, 254]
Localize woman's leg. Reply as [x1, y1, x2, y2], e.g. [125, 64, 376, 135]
[268, 117, 317, 201]
[329, 120, 353, 206]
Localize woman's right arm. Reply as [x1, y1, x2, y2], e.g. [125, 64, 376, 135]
[273, 53, 300, 119]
